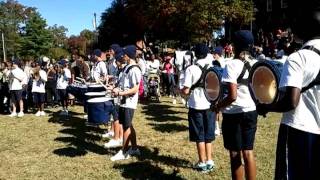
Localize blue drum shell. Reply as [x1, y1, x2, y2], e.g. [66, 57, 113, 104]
[87, 97, 114, 124]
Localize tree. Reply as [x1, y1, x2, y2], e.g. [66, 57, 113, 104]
[20, 11, 53, 59]
[48, 24, 68, 48]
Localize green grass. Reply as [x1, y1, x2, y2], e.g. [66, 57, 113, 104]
[0, 97, 281, 179]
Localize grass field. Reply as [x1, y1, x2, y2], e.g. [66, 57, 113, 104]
[0, 97, 281, 179]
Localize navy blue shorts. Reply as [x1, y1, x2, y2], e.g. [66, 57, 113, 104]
[119, 107, 135, 130]
[33, 92, 46, 104]
[222, 111, 258, 151]
[10, 90, 23, 104]
[275, 124, 320, 180]
[57, 89, 67, 101]
[188, 108, 215, 143]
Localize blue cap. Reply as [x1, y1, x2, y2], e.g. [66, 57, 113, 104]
[115, 49, 125, 61]
[213, 46, 223, 56]
[194, 43, 209, 59]
[12, 59, 20, 65]
[233, 30, 254, 51]
[93, 49, 102, 57]
[110, 44, 121, 52]
[58, 59, 67, 66]
[123, 45, 136, 59]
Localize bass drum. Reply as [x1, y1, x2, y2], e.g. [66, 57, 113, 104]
[203, 67, 224, 104]
[248, 60, 284, 105]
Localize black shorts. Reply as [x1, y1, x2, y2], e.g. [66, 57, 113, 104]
[188, 108, 215, 143]
[119, 107, 135, 130]
[57, 89, 67, 101]
[222, 111, 258, 151]
[10, 90, 23, 104]
[275, 124, 320, 180]
[33, 92, 46, 104]
[112, 104, 119, 121]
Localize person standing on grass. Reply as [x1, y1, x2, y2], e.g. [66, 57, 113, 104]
[212, 30, 258, 180]
[91, 49, 108, 83]
[110, 45, 142, 161]
[257, 0, 320, 179]
[56, 60, 71, 116]
[181, 43, 215, 173]
[7, 60, 26, 117]
[31, 61, 47, 117]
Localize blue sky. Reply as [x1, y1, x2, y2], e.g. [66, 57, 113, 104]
[18, 0, 112, 36]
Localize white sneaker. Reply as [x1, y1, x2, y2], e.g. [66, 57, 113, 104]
[35, 111, 41, 117]
[102, 131, 114, 139]
[110, 150, 130, 161]
[169, 95, 172, 98]
[172, 99, 177, 105]
[127, 147, 141, 156]
[40, 111, 46, 116]
[8, 112, 17, 117]
[17, 112, 24, 117]
[215, 128, 221, 136]
[104, 139, 122, 148]
[83, 114, 88, 119]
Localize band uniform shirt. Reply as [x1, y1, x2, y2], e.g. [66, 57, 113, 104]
[31, 70, 47, 93]
[7, 67, 25, 91]
[147, 59, 160, 74]
[119, 64, 142, 109]
[279, 39, 320, 135]
[56, 68, 71, 90]
[221, 59, 256, 114]
[183, 57, 212, 110]
[91, 61, 108, 81]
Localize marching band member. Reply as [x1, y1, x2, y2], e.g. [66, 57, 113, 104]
[181, 43, 215, 173]
[110, 45, 142, 161]
[91, 49, 108, 83]
[257, 0, 320, 179]
[7, 60, 26, 117]
[56, 60, 71, 116]
[31, 61, 47, 117]
[212, 30, 258, 180]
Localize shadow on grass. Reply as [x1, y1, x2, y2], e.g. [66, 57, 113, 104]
[48, 111, 114, 157]
[113, 161, 183, 180]
[148, 123, 188, 133]
[141, 103, 186, 122]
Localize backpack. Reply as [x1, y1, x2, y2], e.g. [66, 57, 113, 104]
[190, 63, 210, 91]
[301, 45, 320, 93]
[237, 60, 252, 85]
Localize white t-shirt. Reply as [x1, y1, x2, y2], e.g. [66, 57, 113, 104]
[147, 60, 160, 74]
[279, 39, 320, 135]
[32, 70, 47, 93]
[119, 64, 142, 109]
[57, 68, 71, 90]
[221, 59, 256, 114]
[91, 61, 108, 81]
[8, 67, 26, 91]
[138, 58, 147, 75]
[183, 58, 212, 110]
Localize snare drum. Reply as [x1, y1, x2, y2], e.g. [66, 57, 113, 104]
[67, 84, 88, 102]
[248, 60, 283, 104]
[203, 67, 224, 104]
[84, 92, 106, 113]
[87, 97, 114, 124]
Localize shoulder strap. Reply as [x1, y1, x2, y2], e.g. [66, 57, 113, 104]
[237, 60, 251, 84]
[190, 63, 209, 90]
[124, 65, 141, 74]
[301, 46, 320, 93]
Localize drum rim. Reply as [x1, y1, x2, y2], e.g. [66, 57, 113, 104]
[248, 61, 282, 104]
[203, 67, 223, 103]
[85, 92, 106, 96]
[87, 97, 112, 103]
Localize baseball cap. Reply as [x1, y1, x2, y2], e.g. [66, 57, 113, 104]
[93, 49, 102, 57]
[123, 45, 136, 59]
[233, 30, 254, 51]
[213, 46, 223, 56]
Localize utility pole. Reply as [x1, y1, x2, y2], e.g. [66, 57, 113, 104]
[1, 32, 6, 62]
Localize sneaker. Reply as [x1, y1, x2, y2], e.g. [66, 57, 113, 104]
[172, 99, 177, 105]
[110, 150, 130, 161]
[127, 147, 141, 156]
[206, 160, 215, 172]
[104, 139, 122, 148]
[35, 111, 41, 117]
[8, 112, 17, 117]
[193, 162, 208, 172]
[40, 111, 46, 116]
[215, 128, 221, 136]
[17, 112, 24, 117]
[102, 131, 114, 139]
[83, 114, 88, 119]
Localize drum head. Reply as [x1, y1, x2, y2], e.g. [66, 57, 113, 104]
[204, 70, 221, 102]
[251, 66, 277, 104]
[85, 92, 106, 96]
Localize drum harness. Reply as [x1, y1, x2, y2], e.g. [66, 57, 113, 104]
[301, 46, 320, 93]
[118, 64, 141, 104]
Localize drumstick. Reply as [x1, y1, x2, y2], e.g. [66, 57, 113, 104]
[76, 77, 86, 84]
[98, 80, 109, 90]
